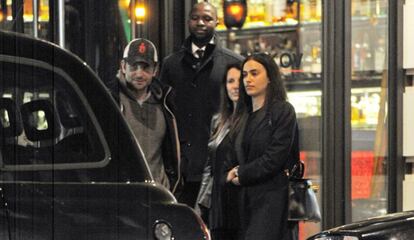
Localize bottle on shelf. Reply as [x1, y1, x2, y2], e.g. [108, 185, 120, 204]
[311, 44, 321, 74]
[309, 0, 317, 21]
[352, 41, 362, 74]
[300, 0, 311, 22]
[285, 0, 298, 24]
[249, 0, 266, 25]
[272, 0, 287, 23]
[352, 0, 371, 17]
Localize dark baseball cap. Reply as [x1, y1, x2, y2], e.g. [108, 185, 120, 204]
[123, 38, 158, 65]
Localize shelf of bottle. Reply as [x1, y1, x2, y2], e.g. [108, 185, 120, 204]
[217, 24, 298, 35]
[351, 15, 387, 24]
[217, 20, 324, 33]
[285, 73, 321, 91]
[284, 72, 383, 91]
[216, 14, 386, 33]
[351, 71, 383, 82]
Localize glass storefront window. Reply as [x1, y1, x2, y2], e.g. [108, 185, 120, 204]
[351, 0, 389, 222]
[207, 0, 297, 30]
[118, 0, 132, 41]
[0, 0, 49, 39]
[0, 0, 14, 30]
[206, 0, 323, 30]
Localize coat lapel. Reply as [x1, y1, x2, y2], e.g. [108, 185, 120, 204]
[243, 108, 268, 142]
[234, 114, 248, 165]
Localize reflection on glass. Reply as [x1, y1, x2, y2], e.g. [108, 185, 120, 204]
[351, 0, 388, 222]
[288, 90, 322, 239]
[0, 0, 50, 38]
[206, 0, 304, 30]
[31, 110, 48, 130]
[0, 109, 10, 128]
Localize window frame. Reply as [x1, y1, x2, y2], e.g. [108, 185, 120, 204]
[0, 54, 111, 171]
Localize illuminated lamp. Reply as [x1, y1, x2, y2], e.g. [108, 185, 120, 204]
[223, 0, 247, 29]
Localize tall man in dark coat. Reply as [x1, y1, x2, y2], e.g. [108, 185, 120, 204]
[159, 2, 243, 207]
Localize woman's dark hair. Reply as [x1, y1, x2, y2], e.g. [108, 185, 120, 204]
[211, 62, 242, 140]
[231, 53, 287, 133]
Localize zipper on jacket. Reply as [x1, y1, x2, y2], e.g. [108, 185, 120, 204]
[164, 87, 181, 194]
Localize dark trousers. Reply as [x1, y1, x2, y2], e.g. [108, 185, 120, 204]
[176, 181, 200, 208]
[239, 191, 290, 240]
[211, 228, 238, 240]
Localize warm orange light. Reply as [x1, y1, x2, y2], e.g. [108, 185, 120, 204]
[135, 6, 146, 19]
[226, 3, 244, 21]
[229, 4, 242, 16]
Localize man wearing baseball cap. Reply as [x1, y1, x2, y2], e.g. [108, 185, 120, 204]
[111, 38, 181, 193]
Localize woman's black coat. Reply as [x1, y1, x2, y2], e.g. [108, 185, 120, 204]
[235, 100, 299, 240]
[197, 117, 240, 234]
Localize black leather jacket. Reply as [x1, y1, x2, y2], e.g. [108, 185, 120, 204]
[196, 115, 240, 230]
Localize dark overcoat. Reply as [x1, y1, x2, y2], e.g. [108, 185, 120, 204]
[159, 36, 243, 181]
[235, 100, 299, 240]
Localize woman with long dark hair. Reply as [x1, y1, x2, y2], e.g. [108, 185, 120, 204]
[196, 63, 242, 240]
[226, 53, 299, 240]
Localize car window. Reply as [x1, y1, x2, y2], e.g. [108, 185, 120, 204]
[0, 57, 110, 172]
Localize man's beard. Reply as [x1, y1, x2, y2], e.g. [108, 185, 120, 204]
[191, 33, 213, 46]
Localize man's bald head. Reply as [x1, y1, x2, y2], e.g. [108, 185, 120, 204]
[187, 2, 219, 46]
[189, 2, 218, 21]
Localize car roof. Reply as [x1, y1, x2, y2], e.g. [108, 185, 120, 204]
[315, 211, 414, 237]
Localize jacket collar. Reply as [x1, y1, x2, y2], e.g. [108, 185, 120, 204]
[181, 35, 220, 58]
[179, 35, 223, 73]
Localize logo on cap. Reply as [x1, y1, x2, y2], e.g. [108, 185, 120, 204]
[123, 38, 158, 64]
[139, 42, 146, 54]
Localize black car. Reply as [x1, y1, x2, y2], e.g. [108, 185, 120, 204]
[307, 211, 414, 240]
[0, 30, 209, 240]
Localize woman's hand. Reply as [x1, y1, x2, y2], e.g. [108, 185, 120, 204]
[226, 166, 240, 185]
[231, 176, 240, 186]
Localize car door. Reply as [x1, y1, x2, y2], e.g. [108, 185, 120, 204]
[0, 30, 209, 239]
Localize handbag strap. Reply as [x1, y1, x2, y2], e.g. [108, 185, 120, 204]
[283, 120, 304, 179]
[289, 160, 305, 179]
[265, 106, 305, 179]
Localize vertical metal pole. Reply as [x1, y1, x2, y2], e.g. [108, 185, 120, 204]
[58, 0, 65, 48]
[130, 0, 136, 39]
[322, 0, 352, 228]
[184, 0, 194, 38]
[12, 0, 24, 33]
[33, 0, 38, 37]
[161, 0, 174, 56]
[387, 0, 404, 213]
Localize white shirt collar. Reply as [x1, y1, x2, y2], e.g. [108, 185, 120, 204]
[191, 38, 215, 58]
[191, 43, 206, 58]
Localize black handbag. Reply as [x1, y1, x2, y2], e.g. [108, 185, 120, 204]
[287, 161, 321, 222]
